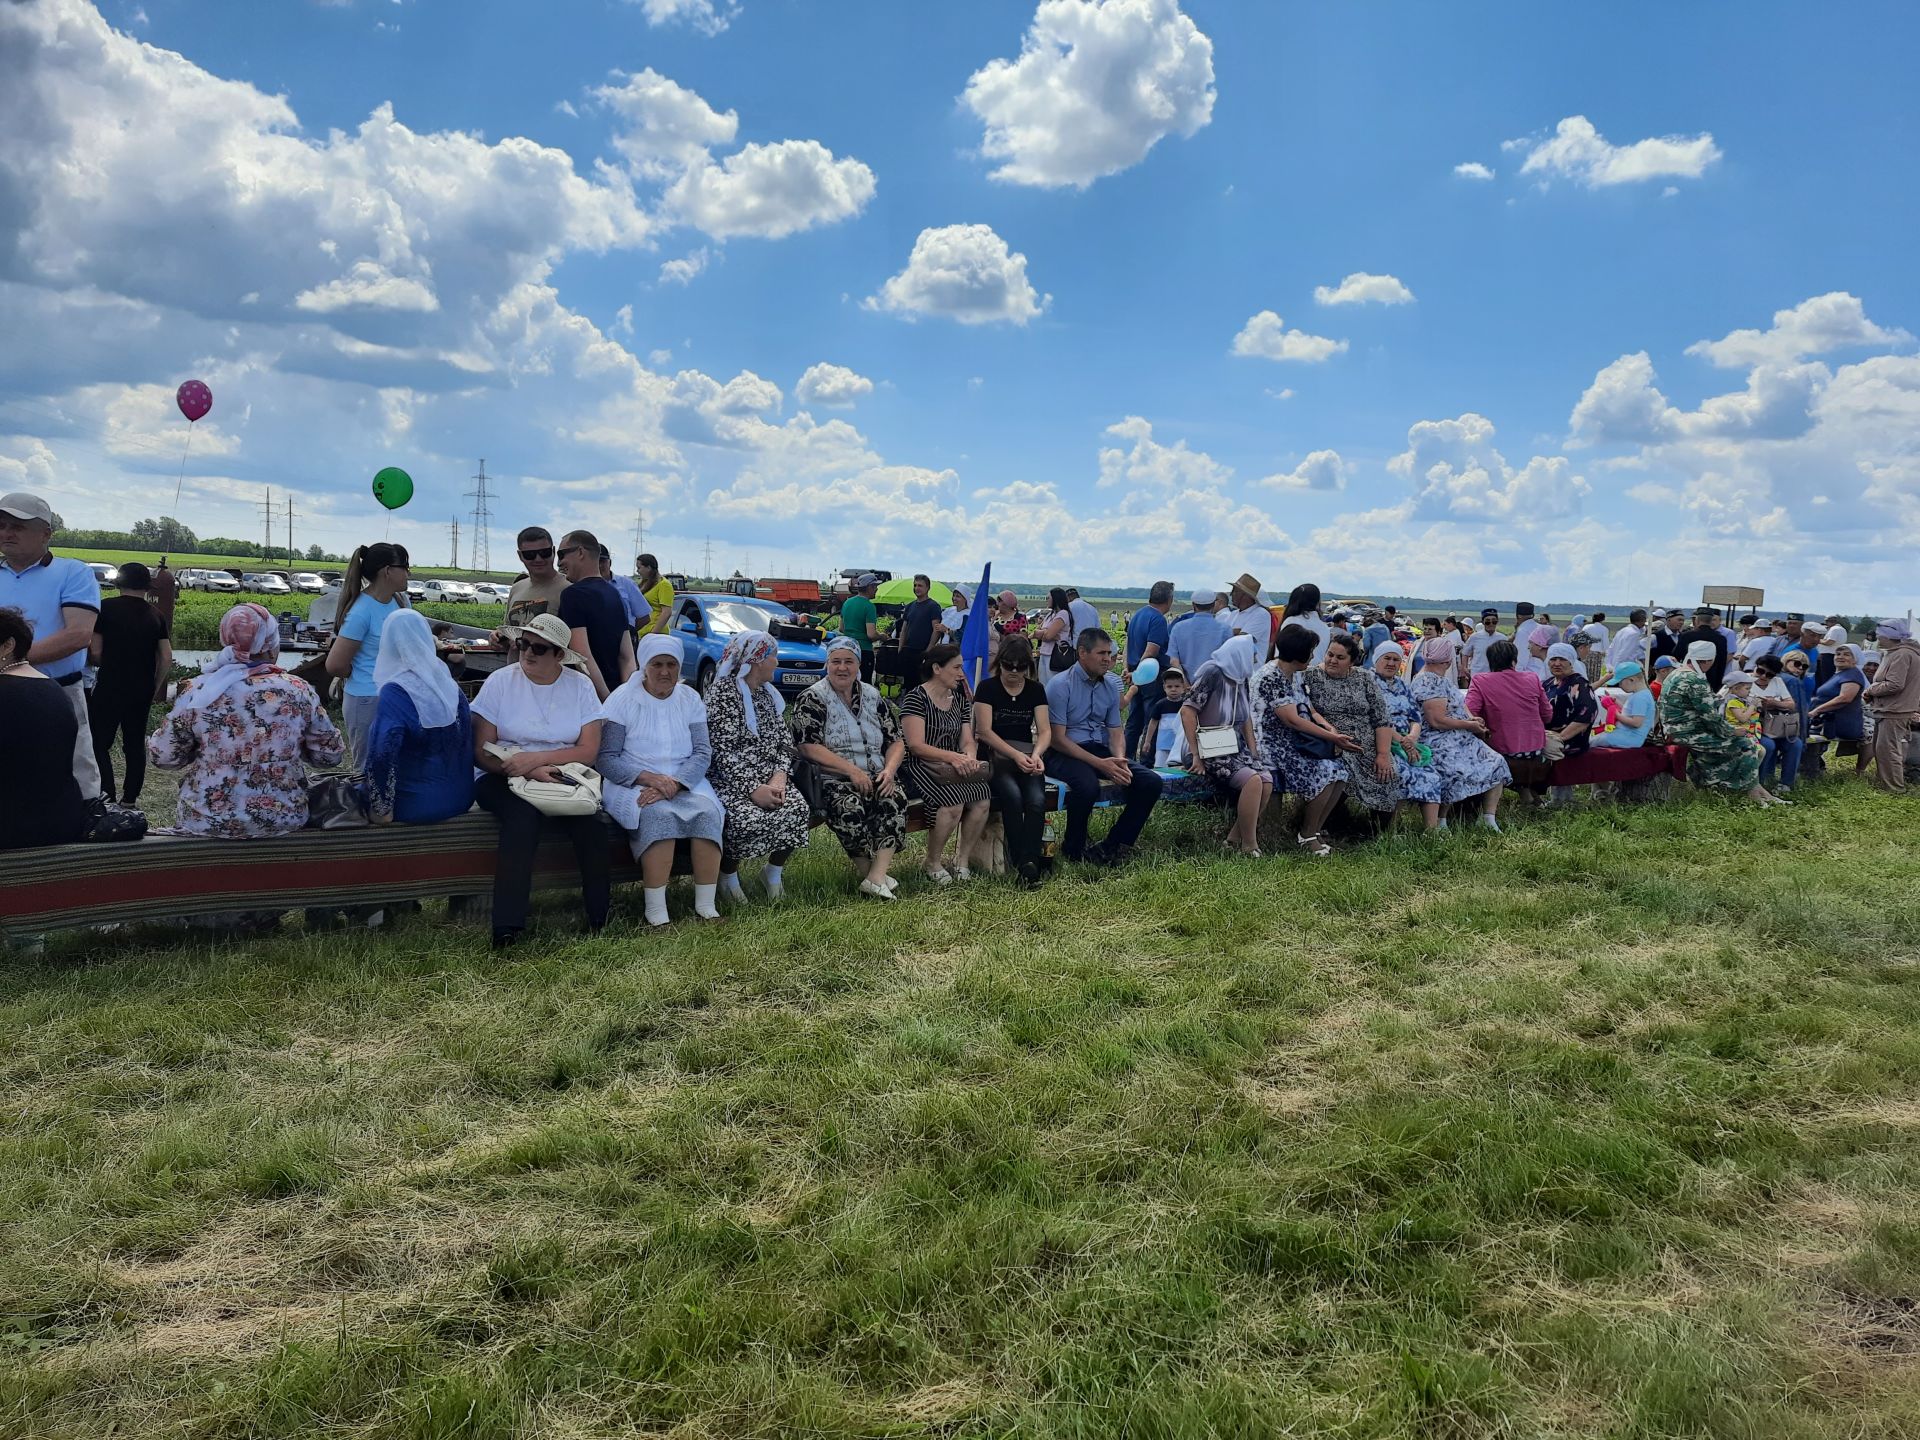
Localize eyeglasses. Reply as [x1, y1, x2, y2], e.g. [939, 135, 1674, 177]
[555, 545, 583, 561]
[514, 639, 559, 658]
[518, 547, 554, 562]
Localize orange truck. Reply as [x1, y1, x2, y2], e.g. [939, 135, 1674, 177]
[754, 577, 823, 608]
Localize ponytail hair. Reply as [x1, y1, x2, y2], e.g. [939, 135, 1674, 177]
[335, 541, 410, 631]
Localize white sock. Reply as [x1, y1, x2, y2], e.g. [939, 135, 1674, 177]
[763, 863, 784, 897]
[693, 882, 720, 919]
[719, 872, 747, 903]
[643, 887, 669, 926]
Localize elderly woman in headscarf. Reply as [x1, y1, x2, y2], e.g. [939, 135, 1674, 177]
[704, 630, 811, 903]
[1180, 633, 1271, 855]
[150, 601, 345, 838]
[1865, 618, 1920, 794]
[790, 635, 909, 898]
[1540, 640, 1600, 804]
[1657, 639, 1784, 805]
[1411, 636, 1510, 830]
[1518, 623, 1556, 680]
[361, 608, 474, 825]
[1369, 643, 1447, 829]
[598, 634, 726, 926]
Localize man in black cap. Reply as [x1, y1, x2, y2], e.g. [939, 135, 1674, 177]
[840, 573, 882, 683]
[1677, 606, 1730, 690]
[1465, 607, 1503, 676]
[88, 561, 172, 804]
[1512, 601, 1538, 655]
[1650, 607, 1687, 665]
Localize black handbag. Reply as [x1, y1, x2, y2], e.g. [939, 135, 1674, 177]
[305, 774, 369, 829]
[790, 757, 828, 817]
[84, 799, 148, 843]
[1286, 677, 1340, 759]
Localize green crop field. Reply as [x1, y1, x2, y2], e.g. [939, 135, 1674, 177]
[5, 773, 1920, 1437]
[54, 547, 509, 585]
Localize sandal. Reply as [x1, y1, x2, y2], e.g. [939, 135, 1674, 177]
[1295, 832, 1332, 857]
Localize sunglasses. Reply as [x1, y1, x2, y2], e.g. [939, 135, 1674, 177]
[518, 547, 554, 562]
[514, 639, 560, 658]
[1000, 661, 1030, 672]
[555, 545, 583, 561]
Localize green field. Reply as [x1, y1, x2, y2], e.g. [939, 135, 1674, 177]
[5, 776, 1920, 1436]
[55, 547, 509, 585]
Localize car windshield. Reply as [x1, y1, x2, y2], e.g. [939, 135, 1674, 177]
[703, 601, 786, 636]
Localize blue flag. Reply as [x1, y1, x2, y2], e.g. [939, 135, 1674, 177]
[959, 561, 993, 691]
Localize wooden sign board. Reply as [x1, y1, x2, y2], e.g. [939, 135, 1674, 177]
[1701, 585, 1765, 608]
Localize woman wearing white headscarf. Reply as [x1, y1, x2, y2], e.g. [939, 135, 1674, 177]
[361, 608, 473, 825]
[150, 602, 345, 838]
[1369, 644, 1447, 828]
[1658, 639, 1782, 804]
[1180, 633, 1271, 855]
[598, 634, 725, 925]
[704, 630, 811, 902]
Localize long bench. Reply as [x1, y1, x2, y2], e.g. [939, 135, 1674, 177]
[1, 769, 1214, 941]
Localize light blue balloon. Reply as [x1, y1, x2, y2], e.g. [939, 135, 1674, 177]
[1133, 657, 1160, 686]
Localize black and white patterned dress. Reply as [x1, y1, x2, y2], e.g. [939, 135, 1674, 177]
[900, 684, 990, 808]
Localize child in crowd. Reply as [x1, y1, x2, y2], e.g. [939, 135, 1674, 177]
[1720, 670, 1763, 739]
[1143, 667, 1191, 766]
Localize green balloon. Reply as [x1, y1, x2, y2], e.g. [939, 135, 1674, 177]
[372, 466, 414, 510]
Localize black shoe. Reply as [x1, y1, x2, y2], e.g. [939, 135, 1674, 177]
[492, 927, 523, 951]
[1017, 859, 1042, 888]
[1097, 843, 1135, 868]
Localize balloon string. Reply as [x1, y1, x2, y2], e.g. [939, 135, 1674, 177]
[172, 423, 197, 509]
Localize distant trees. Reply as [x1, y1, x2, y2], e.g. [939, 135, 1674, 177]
[55, 514, 346, 563]
[130, 516, 198, 551]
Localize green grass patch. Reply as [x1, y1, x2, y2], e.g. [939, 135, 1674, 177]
[4, 783, 1920, 1435]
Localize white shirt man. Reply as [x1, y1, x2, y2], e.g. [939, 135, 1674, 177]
[1582, 616, 1610, 650]
[1604, 614, 1646, 675]
[1224, 575, 1272, 658]
[1466, 614, 1503, 676]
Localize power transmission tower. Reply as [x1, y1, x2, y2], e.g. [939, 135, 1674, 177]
[285, 495, 296, 563]
[450, 515, 460, 568]
[258, 486, 275, 563]
[702, 535, 713, 580]
[631, 507, 644, 562]
[465, 459, 492, 572]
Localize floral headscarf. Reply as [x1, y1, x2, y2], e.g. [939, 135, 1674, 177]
[719, 630, 782, 734]
[173, 602, 280, 715]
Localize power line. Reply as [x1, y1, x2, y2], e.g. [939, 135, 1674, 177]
[258, 486, 274, 563]
[631, 507, 644, 563]
[450, 514, 460, 569]
[465, 459, 492, 573]
[285, 494, 296, 564]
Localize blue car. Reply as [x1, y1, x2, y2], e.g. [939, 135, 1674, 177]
[668, 593, 829, 699]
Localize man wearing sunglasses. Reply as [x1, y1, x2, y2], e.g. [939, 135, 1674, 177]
[503, 525, 569, 634]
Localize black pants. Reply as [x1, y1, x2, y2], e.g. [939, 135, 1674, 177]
[1043, 744, 1163, 859]
[859, 650, 875, 684]
[475, 773, 611, 933]
[89, 689, 150, 802]
[1123, 678, 1161, 762]
[988, 763, 1049, 871]
[897, 648, 927, 689]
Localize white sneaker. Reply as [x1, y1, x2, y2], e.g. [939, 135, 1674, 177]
[924, 867, 953, 886]
[859, 879, 895, 901]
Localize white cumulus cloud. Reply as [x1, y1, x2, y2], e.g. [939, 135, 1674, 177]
[1516, 115, 1721, 188]
[665, 140, 875, 240]
[594, 69, 739, 179]
[629, 0, 736, 36]
[961, 0, 1215, 189]
[1684, 292, 1912, 370]
[1389, 413, 1590, 521]
[866, 224, 1047, 326]
[1258, 449, 1348, 491]
[294, 261, 439, 314]
[1453, 161, 1493, 181]
[660, 248, 714, 286]
[1230, 311, 1348, 364]
[795, 363, 874, 407]
[1313, 272, 1415, 307]
[1569, 352, 1828, 447]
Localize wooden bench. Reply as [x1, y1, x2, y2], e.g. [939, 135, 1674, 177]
[0, 769, 1211, 941]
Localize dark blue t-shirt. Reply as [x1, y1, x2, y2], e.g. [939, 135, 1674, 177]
[557, 576, 629, 687]
[899, 597, 942, 651]
[1126, 605, 1171, 669]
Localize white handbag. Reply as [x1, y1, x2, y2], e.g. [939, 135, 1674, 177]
[484, 743, 605, 817]
[1195, 725, 1240, 760]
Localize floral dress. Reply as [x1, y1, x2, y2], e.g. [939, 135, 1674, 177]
[1658, 667, 1761, 791]
[704, 677, 812, 862]
[1373, 674, 1446, 805]
[1183, 658, 1261, 791]
[149, 671, 345, 837]
[1544, 674, 1600, 757]
[789, 679, 909, 858]
[1255, 663, 1346, 799]
[1409, 671, 1511, 803]
[1302, 665, 1402, 812]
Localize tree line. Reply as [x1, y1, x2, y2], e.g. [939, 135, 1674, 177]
[54, 515, 346, 564]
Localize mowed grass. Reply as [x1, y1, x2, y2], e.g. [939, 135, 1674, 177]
[5, 783, 1920, 1437]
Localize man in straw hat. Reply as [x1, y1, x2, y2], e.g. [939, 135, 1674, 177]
[1223, 571, 1271, 658]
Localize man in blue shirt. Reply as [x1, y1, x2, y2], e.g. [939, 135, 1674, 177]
[556, 528, 636, 699]
[599, 544, 651, 636]
[1, 491, 102, 798]
[1166, 589, 1229, 680]
[1044, 627, 1162, 865]
[1123, 580, 1173, 762]
[1360, 610, 1392, 663]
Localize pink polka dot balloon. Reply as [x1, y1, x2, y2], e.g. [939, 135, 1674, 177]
[176, 380, 212, 424]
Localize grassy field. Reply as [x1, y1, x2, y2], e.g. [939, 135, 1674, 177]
[55, 548, 505, 584]
[5, 777, 1920, 1436]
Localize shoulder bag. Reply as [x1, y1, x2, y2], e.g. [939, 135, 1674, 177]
[483, 742, 605, 818]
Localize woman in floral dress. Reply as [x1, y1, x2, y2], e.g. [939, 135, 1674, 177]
[1410, 655, 1511, 830]
[1255, 622, 1353, 855]
[1369, 645, 1447, 828]
[790, 637, 910, 899]
[149, 602, 345, 837]
[705, 630, 811, 904]
[1302, 631, 1401, 819]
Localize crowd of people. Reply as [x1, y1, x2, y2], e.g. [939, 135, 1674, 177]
[4, 488, 1918, 942]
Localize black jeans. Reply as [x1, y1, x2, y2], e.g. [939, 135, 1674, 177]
[475, 773, 611, 933]
[987, 763, 1049, 871]
[1044, 743, 1163, 859]
[1123, 678, 1161, 762]
[89, 689, 151, 802]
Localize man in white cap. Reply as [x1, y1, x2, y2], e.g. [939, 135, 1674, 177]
[0, 492, 102, 799]
[1865, 618, 1920, 794]
[1166, 588, 1229, 680]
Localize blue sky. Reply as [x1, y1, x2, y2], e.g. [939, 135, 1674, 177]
[2, 0, 1916, 608]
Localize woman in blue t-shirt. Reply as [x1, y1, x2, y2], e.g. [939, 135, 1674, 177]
[361, 609, 474, 824]
[1808, 642, 1869, 772]
[325, 541, 411, 767]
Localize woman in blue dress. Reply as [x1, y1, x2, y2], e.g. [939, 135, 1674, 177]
[1370, 644, 1447, 828]
[361, 608, 474, 825]
[1409, 651, 1511, 831]
[1254, 623, 1357, 856]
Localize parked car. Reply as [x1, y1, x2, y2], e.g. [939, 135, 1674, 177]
[420, 579, 477, 604]
[289, 572, 326, 594]
[187, 568, 241, 594]
[472, 581, 512, 602]
[86, 561, 118, 587]
[242, 572, 292, 595]
[406, 580, 427, 600]
[668, 594, 828, 699]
